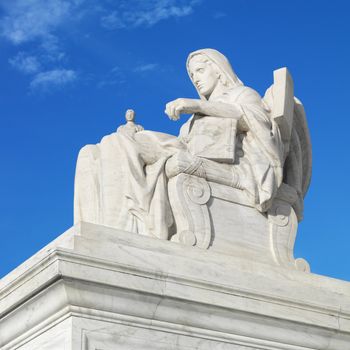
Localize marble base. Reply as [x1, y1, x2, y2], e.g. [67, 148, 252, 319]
[1, 222, 350, 349]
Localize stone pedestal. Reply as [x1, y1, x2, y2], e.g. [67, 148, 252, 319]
[1, 222, 350, 349]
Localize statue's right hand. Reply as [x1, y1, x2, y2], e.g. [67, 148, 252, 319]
[165, 101, 180, 121]
[165, 98, 202, 121]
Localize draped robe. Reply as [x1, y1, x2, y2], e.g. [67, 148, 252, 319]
[74, 50, 284, 239]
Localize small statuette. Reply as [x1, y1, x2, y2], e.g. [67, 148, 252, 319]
[125, 109, 135, 124]
[117, 108, 143, 133]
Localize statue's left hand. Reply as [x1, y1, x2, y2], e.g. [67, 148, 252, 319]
[165, 98, 201, 121]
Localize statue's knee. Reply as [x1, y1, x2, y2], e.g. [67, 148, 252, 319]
[165, 152, 205, 179]
[165, 155, 180, 178]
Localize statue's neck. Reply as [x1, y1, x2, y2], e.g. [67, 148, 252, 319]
[207, 83, 228, 101]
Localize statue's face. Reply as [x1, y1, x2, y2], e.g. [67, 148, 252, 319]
[189, 56, 219, 98]
[126, 109, 134, 121]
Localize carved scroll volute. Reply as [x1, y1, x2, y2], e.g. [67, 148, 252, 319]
[168, 174, 212, 249]
[268, 198, 310, 272]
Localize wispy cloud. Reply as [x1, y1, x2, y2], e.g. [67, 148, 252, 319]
[1, 0, 202, 92]
[97, 63, 159, 88]
[0, 0, 80, 65]
[39, 34, 66, 61]
[9, 52, 41, 74]
[30, 69, 77, 91]
[0, 0, 80, 45]
[133, 63, 158, 73]
[0, 0, 83, 91]
[97, 65, 126, 89]
[213, 12, 227, 20]
[101, 0, 200, 30]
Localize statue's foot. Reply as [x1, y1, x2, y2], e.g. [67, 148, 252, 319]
[165, 151, 205, 179]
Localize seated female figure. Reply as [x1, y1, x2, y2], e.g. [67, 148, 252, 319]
[74, 49, 284, 240]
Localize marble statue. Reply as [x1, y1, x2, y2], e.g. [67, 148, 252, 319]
[8, 50, 347, 350]
[74, 49, 311, 270]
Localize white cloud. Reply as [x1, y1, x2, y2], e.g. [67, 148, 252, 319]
[0, 0, 79, 45]
[133, 63, 158, 73]
[39, 34, 66, 60]
[1, 0, 202, 91]
[9, 52, 41, 74]
[0, 0, 83, 64]
[30, 69, 77, 91]
[1, 0, 82, 90]
[101, 0, 200, 30]
[101, 12, 122, 30]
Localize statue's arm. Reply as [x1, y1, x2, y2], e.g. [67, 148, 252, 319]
[196, 100, 242, 119]
[165, 98, 249, 131]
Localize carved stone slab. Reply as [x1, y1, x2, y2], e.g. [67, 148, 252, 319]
[1, 223, 349, 349]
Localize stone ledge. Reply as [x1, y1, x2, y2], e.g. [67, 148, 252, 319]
[1, 222, 350, 349]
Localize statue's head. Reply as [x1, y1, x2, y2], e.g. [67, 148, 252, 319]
[125, 109, 135, 122]
[188, 54, 220, 99]
[187, 49, 243, 100]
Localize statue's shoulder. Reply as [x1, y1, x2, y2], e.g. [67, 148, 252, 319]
[225, 86, 262, 103]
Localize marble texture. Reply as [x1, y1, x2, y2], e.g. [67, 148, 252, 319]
[1, 223, 350, 349]
[74, 49, 312, 271]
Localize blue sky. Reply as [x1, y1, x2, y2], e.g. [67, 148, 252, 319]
[1, 0, 349, 280]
